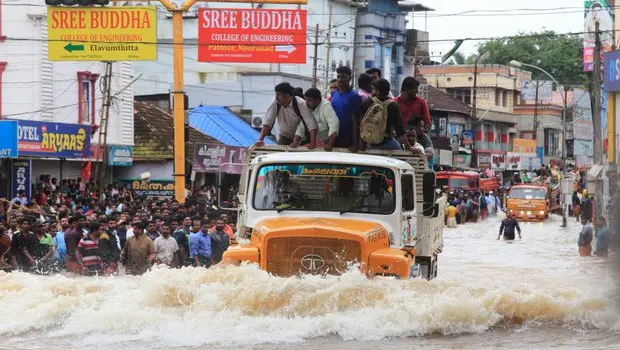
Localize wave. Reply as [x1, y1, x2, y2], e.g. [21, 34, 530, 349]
[0, 263, 618, 348]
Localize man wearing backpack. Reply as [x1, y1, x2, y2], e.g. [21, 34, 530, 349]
[360, 79, 416, 151]
[256, 82, 318, 148]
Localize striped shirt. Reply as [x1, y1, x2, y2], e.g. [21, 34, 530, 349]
[77, 236, 101, 272]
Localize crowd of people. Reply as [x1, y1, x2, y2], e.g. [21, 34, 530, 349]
[255, 66, 436, 169]
[0, 180, 236, 276]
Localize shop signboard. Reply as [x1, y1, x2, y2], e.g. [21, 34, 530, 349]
[477, 153, 492, 169]
[193, 143, 247, 174]
[15, 120, 91, 158]
[108, 145, 133, 166]
[584, 1, 613, 71]
[452, 154, 471, 168]
[11, 160, 31, 201]
[120, 179, 174, 197]
[198, 8, 307, 63]
[513, 138, 537, 153]
[506, 152, 541, 171]
[0, 120, 19, 158]
[491, 153, 506, 170]
[461, 130, 474, 145]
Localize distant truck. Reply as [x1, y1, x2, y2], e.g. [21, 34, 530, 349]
[221, 146, 446, 280]
[505, 184, 550, 221]
[436, 170, 499, 193]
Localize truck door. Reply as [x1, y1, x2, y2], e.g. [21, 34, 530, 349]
[401, 173, 416, 246]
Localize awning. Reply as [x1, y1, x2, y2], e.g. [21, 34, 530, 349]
[189, 106, 275, 147]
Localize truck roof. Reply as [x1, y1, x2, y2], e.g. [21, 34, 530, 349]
[511, 184, 547, 189]
[251, 151, 414, 170]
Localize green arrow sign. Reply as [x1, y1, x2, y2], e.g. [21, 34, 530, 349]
[64, 43, 84, 53]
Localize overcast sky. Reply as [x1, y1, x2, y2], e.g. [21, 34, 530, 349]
[412, 0, 586, 60]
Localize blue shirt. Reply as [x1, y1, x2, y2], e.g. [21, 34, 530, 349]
[54, 230, 67, 263]
[190, 231, 211, 259]
[330, 88, 362, 140]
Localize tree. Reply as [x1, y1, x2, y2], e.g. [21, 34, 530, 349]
[449, 52, 466, 65]
[472, 30, 586, 86]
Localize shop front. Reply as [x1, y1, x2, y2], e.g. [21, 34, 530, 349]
[192, 143, 247, 205]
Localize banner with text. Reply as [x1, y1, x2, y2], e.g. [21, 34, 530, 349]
[506, 152, 541, 171]
[0, 120, 19, 158]
[47, 6, 157, 61]
[584, 1, 613, 71]
[108, 145, 133, 166]
[12, 160, 31, 201]
[193, 143, 247, 174]
[478, 153, 506, 170]
[452, 154, 472, 168]
[198, 8, 307, 63]
[512, 138, 537, 154]
[15, 120, 91, 158]
[119, 180, 175, 198]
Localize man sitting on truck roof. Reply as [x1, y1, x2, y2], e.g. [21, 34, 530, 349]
[408, 117, 435, 168]
[291, 88, 340, 151]
[256, 82, 318, 149]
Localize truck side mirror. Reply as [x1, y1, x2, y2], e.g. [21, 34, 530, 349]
[422, 171, 436, 217]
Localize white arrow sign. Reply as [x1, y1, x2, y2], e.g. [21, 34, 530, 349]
[275, 45, 296, 54]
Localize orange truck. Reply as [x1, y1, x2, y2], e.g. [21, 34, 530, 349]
[506, 184, 550, 221]
[220, 145, 446, 280]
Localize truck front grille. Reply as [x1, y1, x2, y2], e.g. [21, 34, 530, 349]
[265, 237, 361, 277]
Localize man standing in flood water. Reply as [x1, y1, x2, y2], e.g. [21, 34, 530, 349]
[498, 212, 522, 240]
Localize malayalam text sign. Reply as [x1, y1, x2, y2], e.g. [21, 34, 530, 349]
[47, 6, 157, 61]
[15, 120, 91, 159]
[193, 143, 247, 174]
[198, 8, 307, 63]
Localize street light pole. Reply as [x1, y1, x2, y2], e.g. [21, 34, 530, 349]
[508, 60, 568, 227]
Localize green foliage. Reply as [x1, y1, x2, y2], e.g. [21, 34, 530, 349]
[471, 30, 586, 87]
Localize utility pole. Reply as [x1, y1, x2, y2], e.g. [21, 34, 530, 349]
[312, 23, 319, 88]
[324, 4, 332, 91]
[533, 81, 539, 138]
[96, 62, 113, 198]
[473, 58, 478, 119]
[592, 20, 604, 220]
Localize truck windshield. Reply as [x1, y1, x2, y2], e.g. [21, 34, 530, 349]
[253, 163, 396, 215]
[509, 187, 547, 200]
[449, 178, 470, 188]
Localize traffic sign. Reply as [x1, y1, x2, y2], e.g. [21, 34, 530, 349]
[198, 8, 307, 64]
[47, 6, 157, 61]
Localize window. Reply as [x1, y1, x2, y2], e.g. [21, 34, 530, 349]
[495, 89, 501, 105]
[513, 91, 521, 106]
[509, 187, 547, 200]
[77, 71, 99, 124]
[544, 129, 561, 157]
[0, 62, 5, 118]
[401, 174, 415, 211]
[253, 163, 396, 215]
[446, 88, 471, 105]
[502, 90, 508, 107]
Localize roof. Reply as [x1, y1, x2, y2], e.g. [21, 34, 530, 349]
[425, 84, 471, 115]
[251, 151, 413, 170]
[189, 105, 275, 147]
[133, 101, 218, 161]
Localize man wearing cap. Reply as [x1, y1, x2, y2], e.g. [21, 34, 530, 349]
[121, 221, 156, 275]
[256, 82, 318, 148]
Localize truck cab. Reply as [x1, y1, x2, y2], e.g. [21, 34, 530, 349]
[506, 184, 550, 221]
[222, 146, 445, 280]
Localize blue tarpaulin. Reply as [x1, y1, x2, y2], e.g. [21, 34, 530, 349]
[188, 106, 274, 147]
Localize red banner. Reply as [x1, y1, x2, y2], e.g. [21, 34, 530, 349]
[198, 8, 307, 64]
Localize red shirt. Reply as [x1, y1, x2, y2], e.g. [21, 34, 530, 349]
[393, 95, 431, 128]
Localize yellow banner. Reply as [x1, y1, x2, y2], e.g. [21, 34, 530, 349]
[512, 138, 537, 153]
[47, 6, 157, 61]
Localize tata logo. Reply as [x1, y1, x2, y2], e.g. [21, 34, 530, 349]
[300, 254, 325, 271]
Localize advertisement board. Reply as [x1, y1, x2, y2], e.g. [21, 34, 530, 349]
[584, 1, 613, 71]
[120, 180, 175, 197]
[506, 152, 541, 171]
[452, 154, 471, 168]
[513, 138, 537, 153]
[0, 120, 19, 158]
[193, 143, 247, 174]
[198, 8, 307, 63]
[604, 51, 620, 91]
[15, 120, 91, 158]
[520, 80, 553, 102]
[12, 160, 31, 201]
[108, 145, 133, 166]
[461, 130, 474, 145]
[47, 7, 157, 61]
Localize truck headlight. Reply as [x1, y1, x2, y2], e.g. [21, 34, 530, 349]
[520, 211, 525, 215]
[539, 210, 545, 215]
[526, 211, 532, 215]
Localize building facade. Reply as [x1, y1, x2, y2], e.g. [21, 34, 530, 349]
[0, 1, 134, 196]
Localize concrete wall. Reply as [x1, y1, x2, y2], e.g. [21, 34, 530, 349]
[0, 1, 134, 146]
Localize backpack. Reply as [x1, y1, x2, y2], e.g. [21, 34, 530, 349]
[274, 97, 311, 144]
[361, 97, 392, 145]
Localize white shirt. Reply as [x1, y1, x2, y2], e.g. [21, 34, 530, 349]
[154, 236, 179, 265]
[126, 227, 134, 241]
[263, 97, 318, 139]
[295, 99, 339, 142]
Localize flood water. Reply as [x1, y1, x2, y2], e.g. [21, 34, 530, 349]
[1, 214, 619, 349]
